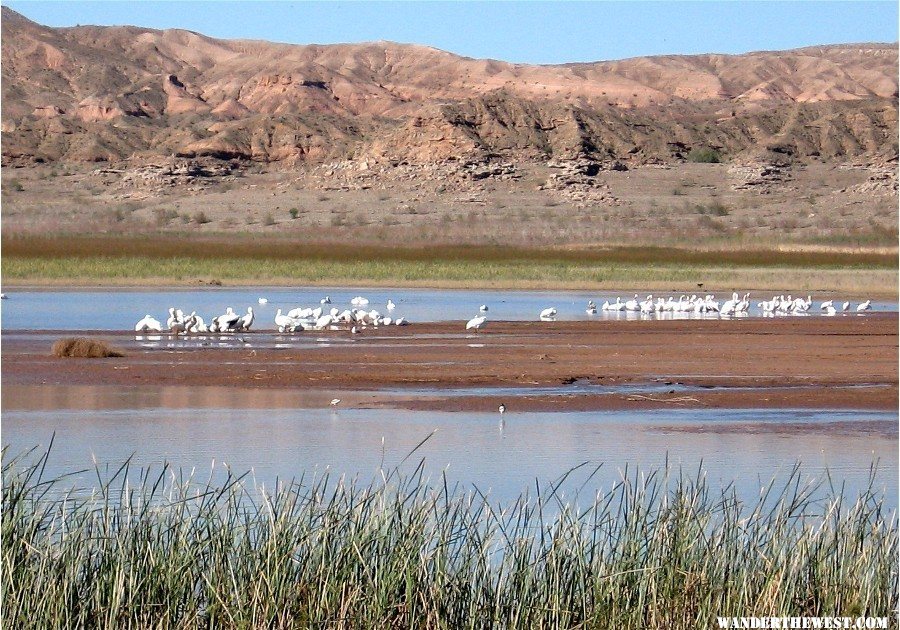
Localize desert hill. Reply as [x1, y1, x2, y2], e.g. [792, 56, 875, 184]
[1, 7, 897, 165]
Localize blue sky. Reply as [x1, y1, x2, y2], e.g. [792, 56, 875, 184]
[5, 1, 898, 64]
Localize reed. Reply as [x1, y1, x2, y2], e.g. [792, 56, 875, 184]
[2, 446, 897, 629]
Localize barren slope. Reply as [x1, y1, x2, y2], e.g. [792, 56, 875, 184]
[2, 7, 897, 165]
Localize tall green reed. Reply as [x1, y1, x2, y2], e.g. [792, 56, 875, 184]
[3, 444, 897, 629]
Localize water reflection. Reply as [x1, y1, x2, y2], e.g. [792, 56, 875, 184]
[3, 404, 895, 509]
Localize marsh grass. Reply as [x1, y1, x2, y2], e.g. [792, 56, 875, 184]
[3, 235, 895, 268]
[50, 337, 124, 358]
[2, 445, 897, 629]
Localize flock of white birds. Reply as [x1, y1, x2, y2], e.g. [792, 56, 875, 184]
[466, 293, 873, 330]
[134, 292, 874, 335]
[134, 295, 408, 334]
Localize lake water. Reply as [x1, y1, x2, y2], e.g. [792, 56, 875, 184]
[2, 287, 896, 510]
[0, 287, 894, 330]
[3, 396, 896, 509]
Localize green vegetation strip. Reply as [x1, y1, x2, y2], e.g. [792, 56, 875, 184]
[3, 235, 897, 267]
[4, 445, 896, 628]
[4, 256, 898, 295]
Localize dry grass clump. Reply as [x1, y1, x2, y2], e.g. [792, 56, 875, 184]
[51, 337, 124, 358]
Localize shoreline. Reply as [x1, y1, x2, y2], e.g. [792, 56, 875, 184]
[4, 317, 897, 412]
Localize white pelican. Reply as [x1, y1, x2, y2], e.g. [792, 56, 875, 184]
[480, 305, 489, 312]
[216, 307, 241, 331]
[258, 298, 268, 305]
[315, 314, 334, 329]
[539, 307, 557, 319]
[624, 294, 639, 311]
[237, 307, 254, 331]
[190, 315, 208, 333]
[819, 300, 833, 310]
[321, 296, 332, 304]
[166, 307, 179, 329]
[274, 309, 295, 332]
[330, 398, 341, 406]
[386, 300, 396, 311]
[498, 403, 506, 414]
[395, 317, 409, 326]
[0, 293, 7, 299]
[466, 315, 487, 330]
[350, 296, 368, 306]
[134, 314, 163, 332]
[856, 300, 871, 312]
[823, 305, 837, 316]
[287, 307, 310, 319]
[841, 301, 850, 312]
[586, 300, 597, 315]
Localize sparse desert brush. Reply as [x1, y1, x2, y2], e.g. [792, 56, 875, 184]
[51, 337, 124, 358]
[193, 211, 210, 224]
[686, 147, 722, 163]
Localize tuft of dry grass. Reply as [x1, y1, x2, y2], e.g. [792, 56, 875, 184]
[51, 337, 124, 358]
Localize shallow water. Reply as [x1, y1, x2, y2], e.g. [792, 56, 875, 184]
[1, 287, 894, 330]
[3, 401, 895, 509]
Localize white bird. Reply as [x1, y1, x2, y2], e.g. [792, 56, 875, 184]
[841, 301, 850, 312]
[856, 300, 871, 312]
[386, 300, 396, 311]
[394, 317, 409, 326]
[330, 399, 341, 406]
[216, 307, 241, 331]
[237, 307, 254, 331]
[624, 294, 640, 311]
[287, 307, 311, 319]
[351, 326, 359, 334]
[274, 309, 295, 333]
[819, 300, 833, 310]
[258, 298, 268, 305]
[539, 307, 557, 319]
[586, 300, 597, 315]
[321, 296, 331, 305]
[0, 293, 7, 299]
[466, 315, 487, 330]
[480, 305, 489, 312]
[823, 305, 837, 316]
[498, 403, 506, 414]
[190, 315, 208, 333]
[134, 314, 163, 332]
[350, 296, 368, 306]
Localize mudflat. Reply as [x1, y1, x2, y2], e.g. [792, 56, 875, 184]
[3, 315, 896, 412]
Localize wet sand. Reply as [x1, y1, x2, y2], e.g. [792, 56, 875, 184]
[2, 315, 897, 412]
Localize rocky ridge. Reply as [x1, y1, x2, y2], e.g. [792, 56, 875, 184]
[2, 7, 898, 169]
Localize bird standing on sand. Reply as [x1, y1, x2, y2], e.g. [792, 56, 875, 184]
[330, 399, 341, 406]
[856, 300, 872, 312]
[466, 315, 487, 330]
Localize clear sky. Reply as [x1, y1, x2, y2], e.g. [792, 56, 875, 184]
[4, 1, 898, 64]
